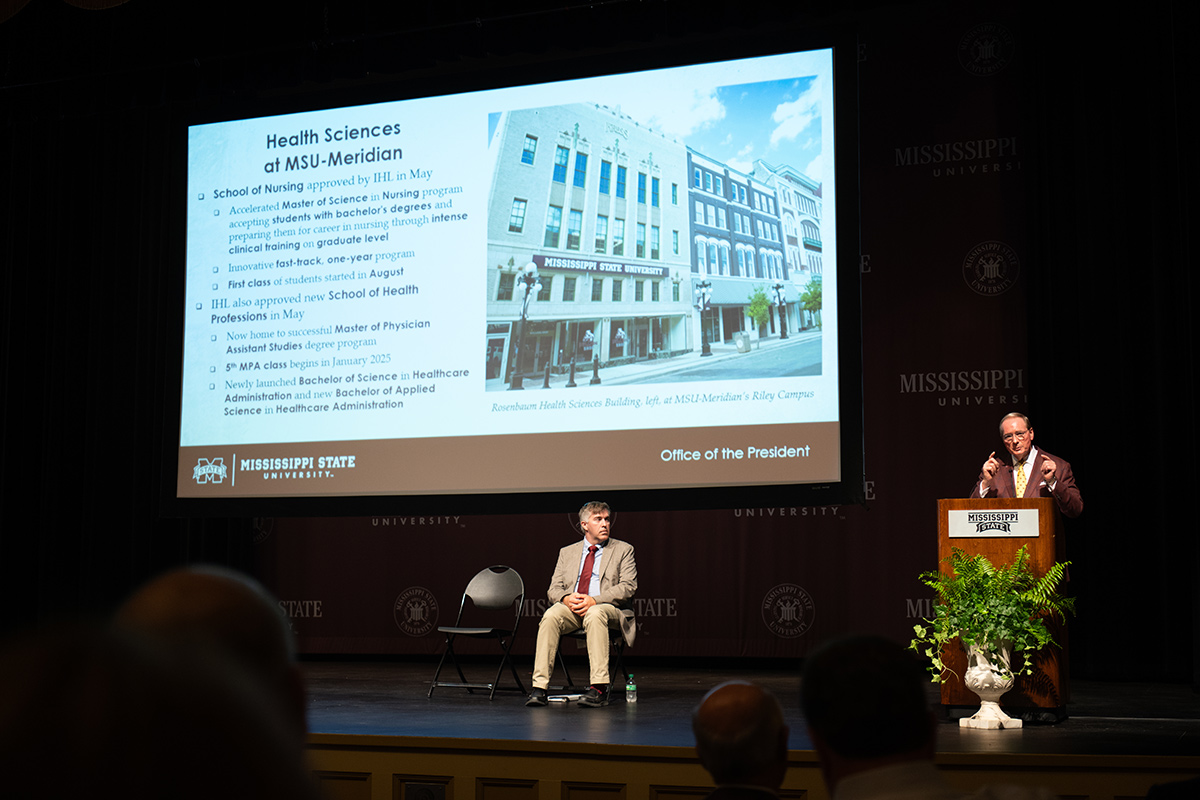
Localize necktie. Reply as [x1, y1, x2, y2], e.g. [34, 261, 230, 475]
[576, 545, 598, 595]
[1014, 459, 1027, 497]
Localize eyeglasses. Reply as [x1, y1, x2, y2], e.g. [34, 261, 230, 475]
[1001, 430, 1031, 442]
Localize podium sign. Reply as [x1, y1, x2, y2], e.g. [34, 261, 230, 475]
[948, 507, 1040, 538]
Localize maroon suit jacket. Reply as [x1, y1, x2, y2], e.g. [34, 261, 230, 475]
[971, 447, 1083, 518]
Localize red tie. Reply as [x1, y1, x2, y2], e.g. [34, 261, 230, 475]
[576, 545, 598, 595]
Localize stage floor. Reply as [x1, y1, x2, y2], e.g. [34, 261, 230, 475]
[302, 660, 1200, 758]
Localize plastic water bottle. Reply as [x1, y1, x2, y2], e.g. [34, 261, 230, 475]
[625, 673, 637, 703]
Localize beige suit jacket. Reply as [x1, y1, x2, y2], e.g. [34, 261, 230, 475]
[546, 538, 637, 646]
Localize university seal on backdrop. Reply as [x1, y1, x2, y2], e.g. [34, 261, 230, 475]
[957, 22, 1015, 77]
[761, 583, 815, 638]
[251, 517, 274, 544]
[962, 240, 1020, 296]
[394, 587, 439, 637]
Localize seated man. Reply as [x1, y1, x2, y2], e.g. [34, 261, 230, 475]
[801, 635, 1056, 800]
[527, 501, 636, 708]
[114, 565, 307, 743]
[801, 635, 950, 799]
[693, 681, 789, 800]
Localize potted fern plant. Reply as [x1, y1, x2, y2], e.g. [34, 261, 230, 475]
[909, 545, 1074, 729]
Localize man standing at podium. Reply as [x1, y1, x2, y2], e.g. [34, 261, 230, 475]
[972, 412, 1083, 518]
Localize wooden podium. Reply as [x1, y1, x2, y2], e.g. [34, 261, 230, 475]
[935, 498, 1069, 712]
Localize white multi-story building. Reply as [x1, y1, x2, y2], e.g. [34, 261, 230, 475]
[485, 104, 692, 385]
[688, 149, 787, 345]
[750, 159, 823, 331]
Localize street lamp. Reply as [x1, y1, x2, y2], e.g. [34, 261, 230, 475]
[772, 281, 788, 340]
[694, 279, 713, 357]
[509, 261, 541, 390]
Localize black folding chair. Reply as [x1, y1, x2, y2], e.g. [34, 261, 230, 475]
[428, 565, 526, 700]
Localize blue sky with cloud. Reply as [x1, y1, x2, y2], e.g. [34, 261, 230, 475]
[611, 75, 823, 183]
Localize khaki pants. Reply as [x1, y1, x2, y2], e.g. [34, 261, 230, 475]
[531, 602, 623, 689]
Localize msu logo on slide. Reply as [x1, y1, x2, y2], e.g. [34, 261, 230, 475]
[192, 457, 228, 484]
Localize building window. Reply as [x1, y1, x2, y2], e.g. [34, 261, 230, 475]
[595, 215, 608, 253]
[508, 199, 527, 233]
[650, 226, 660, 260]
[637, 172, 646, 204]
[672, 230, 679, 255]
[714, 176, 723, 196]
[537, 275, 553, 301]
[599, 160, 611, 194]
[651, 177, 660, 207]
[708, 242, 718, 274]
[718, 245, 729, 276]
[592, 277, 604, 301]
[563, 276, 577, 302]
[652, 281, 660, 301]
[553, 146, 569, 183]
[693, 168, 702, 188]
[705, 205, 715, 227]
[544, 205, 562, 248]
[616, 166, 627, 198]
[573, 153, 588, 188]
[635, 280, 644, 301]
[696, 241, 706, 274]
[705, 172, 712, 192]
[803, 220, 822, 248]
[497, 272, 515, 301]
[613, 218, 624, 256]
[716, 207, 726, 228]
[612, 279, 623, 302]
[695, 201, 704, 224]
[521, 135, 537, 165]
[671, 182, 677, 205]
[673, 281, 680, 301]
[636, 223, 646, 258]
[567, 210, 582, 250]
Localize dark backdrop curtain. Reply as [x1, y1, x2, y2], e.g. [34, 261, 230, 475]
[1024, 5, 1196, 683]
[0, 75, 255, 629]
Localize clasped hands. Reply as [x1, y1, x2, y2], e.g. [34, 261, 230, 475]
[563, 592, 597, 615]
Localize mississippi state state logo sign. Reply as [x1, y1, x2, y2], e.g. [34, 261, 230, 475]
[192, 457, 228, 484]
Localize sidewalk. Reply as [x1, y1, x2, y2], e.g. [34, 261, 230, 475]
[486, 329, 822, 391]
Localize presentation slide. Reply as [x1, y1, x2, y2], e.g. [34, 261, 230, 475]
[178, 48, 840, 498]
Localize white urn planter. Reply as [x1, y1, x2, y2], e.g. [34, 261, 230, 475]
[960, 641, 1023, 729]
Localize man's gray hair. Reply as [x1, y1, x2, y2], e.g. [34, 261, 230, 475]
[578, 501, 611, 525]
